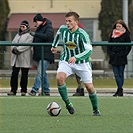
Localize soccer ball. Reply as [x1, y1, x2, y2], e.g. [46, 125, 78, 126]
[47, 102, 61, 116]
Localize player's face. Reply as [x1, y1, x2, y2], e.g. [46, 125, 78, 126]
[66, 16, 78, 32]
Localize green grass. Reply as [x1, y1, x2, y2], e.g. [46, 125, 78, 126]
[0, 96, 133, 133]
[0, 78, 132, 88]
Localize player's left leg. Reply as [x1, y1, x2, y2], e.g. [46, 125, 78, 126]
[84, 83, 101, 116]
[75, 62, 101, 116]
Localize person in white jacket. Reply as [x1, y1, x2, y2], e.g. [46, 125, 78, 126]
[7, 20, 33, 96]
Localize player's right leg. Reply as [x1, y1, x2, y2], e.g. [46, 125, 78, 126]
[56, 61, 74, 114]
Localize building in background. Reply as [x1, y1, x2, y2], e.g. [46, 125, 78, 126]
[2, 0, 132, 78]
[7, 0, 102, 41]
[4, 0, 107, 77]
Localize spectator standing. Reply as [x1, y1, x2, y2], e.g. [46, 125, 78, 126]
[107, 19, 131, 96]
[51, 12, 101, 116]
[7, 20, 33, 96]
[29, 13, 54, 96]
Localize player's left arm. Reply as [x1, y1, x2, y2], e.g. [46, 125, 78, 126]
[74, 34, 92, 61]
[75, 50, 92, 61]
[74, 46, 92, 61]
[68, 48, 92, 64]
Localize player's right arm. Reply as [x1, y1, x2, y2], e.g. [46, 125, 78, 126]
[51, 26, 62, 53]
[52, 25, 67, 48]
[52, 26, 62, 48]
[51, 47, 57, 53]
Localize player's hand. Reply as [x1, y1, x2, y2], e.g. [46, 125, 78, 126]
[68, 57, 76, 64]
[51, 47, 57, 53]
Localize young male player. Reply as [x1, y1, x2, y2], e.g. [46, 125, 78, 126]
[73, 22, 85, 96]
[51, 12, 101, 116]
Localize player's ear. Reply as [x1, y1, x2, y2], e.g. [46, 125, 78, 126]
[75, 20, 78, 25]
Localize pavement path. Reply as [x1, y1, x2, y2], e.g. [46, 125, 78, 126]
[0, 87, 132, 97]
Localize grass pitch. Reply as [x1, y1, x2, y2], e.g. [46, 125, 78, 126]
[0, 96, 133, 133]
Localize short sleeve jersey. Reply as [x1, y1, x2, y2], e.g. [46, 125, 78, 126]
[52, 25, 92, 64]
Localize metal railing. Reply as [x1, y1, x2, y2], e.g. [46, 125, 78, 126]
[0, 41, 133, 95]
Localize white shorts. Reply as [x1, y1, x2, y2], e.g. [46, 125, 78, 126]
[57, 61, 92, 83]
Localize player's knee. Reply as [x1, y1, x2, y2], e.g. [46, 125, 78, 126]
[56, 75, 65, 85]
[85, 83, 95, 93]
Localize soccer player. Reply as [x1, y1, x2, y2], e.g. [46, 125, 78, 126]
[51, 12, 101, 116]
[73, 22, 85, 96]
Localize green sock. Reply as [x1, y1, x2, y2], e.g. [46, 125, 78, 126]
[58, 83, 70, 105]
[89, 91, 98, 111]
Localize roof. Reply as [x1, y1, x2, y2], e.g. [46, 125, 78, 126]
[7, 13, 66, 31]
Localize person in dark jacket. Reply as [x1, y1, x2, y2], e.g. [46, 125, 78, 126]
[107, 19, 131, 97]
[29, 13, 54, 96]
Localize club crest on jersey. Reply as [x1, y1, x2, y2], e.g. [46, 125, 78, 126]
[65, 41, 77, 50]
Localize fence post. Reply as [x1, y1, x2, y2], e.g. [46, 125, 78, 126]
[41, 45, 44, 95]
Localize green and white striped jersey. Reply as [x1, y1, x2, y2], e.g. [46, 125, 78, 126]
[52, 25, 92, 64]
